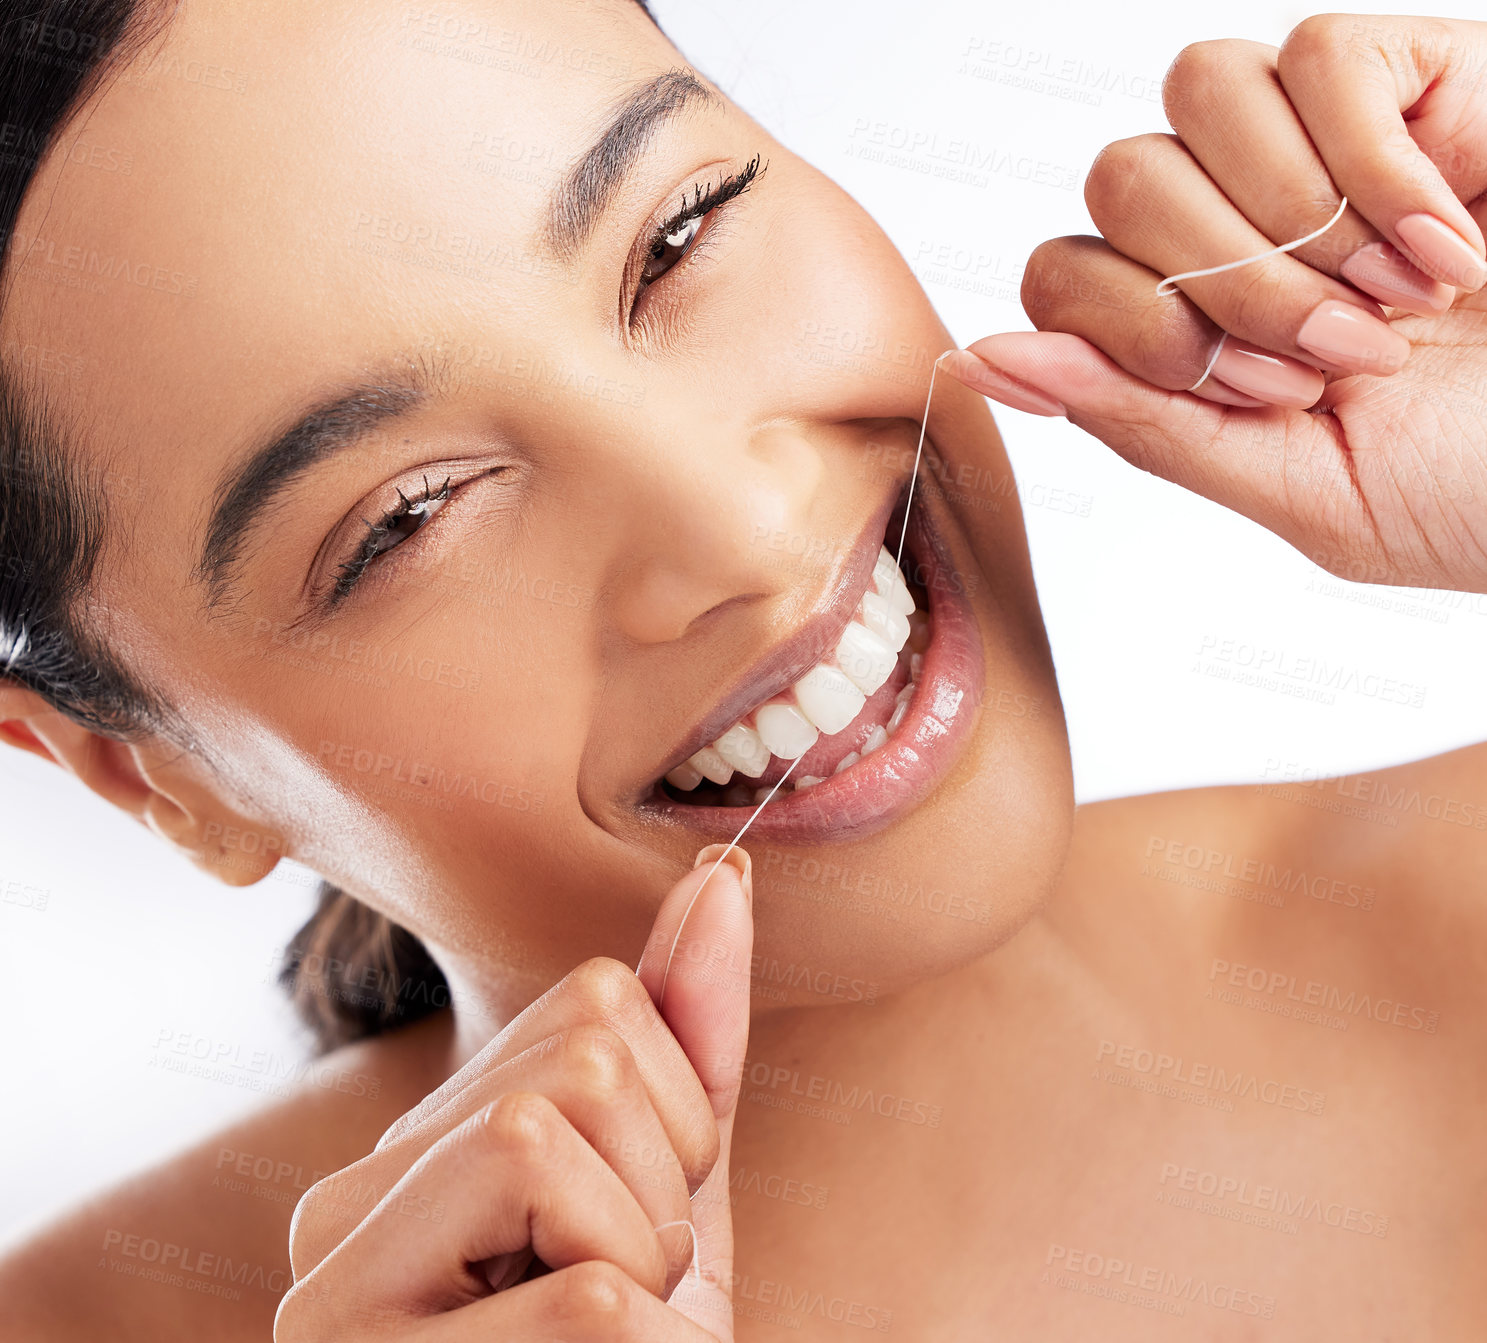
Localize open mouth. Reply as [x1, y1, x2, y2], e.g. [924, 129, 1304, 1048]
[637, 459, 985, 841]
[658, 531, 928, 806]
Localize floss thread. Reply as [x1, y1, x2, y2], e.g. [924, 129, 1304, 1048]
[1157, 195, 1351, 391]
[651, 349, 954, 1010]
[657, 198, 1360, 991]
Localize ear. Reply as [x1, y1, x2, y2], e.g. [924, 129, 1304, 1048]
[0, 679, 283, 888]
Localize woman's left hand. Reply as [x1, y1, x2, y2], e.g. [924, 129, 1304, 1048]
[943, 13, 1487, 593]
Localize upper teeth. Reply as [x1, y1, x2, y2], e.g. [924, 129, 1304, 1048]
[664, 546, 918, 793]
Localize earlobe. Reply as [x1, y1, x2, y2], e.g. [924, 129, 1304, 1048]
[0, 681, 284, 888]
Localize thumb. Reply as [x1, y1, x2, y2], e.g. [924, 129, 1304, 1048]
[634, 844, 753, 1339]
[945, 332, 1359, 557]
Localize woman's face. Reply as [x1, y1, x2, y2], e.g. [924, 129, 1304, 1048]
[6, 0, 1072, 1016]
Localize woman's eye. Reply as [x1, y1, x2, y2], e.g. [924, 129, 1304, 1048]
[368, 492, 447, 556]
[329, 476, 454, 604]
[639, 212, 705, 286]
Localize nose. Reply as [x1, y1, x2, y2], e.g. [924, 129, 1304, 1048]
[604, 419, 827, 645]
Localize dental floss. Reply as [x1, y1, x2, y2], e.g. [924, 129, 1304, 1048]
[1156, 196, 1350, 390]
[652, 1217, 702, 1284]
[1155, 195, 1349, 297]
[640, 198, 1360, 1261]
[652, 346, 959, 1005]
[653, 751, 803, 1007]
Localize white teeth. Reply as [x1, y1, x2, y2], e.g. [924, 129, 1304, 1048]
[754, 702, 819, 758]
[872, 546, 899, 597]
[859, 590, 911, 650]
[687, 744, 734, 786]
[666, 544, 931, 800]
[834, 620, 898, 696]
[796, 774, 826, 790]
[753, 785, 772, 804]
[887, 571, 916, 617]
[665, 761, 705, 791]
[909, 652, 924, 681]
[886, 699, 909, 735]
[792, 664, 867, 736]
[712, 722, 770, 778]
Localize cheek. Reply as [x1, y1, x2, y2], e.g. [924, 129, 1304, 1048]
[686, 168, 954, 428]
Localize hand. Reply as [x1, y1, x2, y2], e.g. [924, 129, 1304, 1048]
[942, 13, 1487, 593]
[274, 843, 753, 1342]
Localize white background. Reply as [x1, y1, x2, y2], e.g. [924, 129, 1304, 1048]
[5, 0, 1486, 1245]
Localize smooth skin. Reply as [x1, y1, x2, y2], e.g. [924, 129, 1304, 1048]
[1, 5, 1486, 1340]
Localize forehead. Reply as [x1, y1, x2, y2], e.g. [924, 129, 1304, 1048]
[4, 0, 674, 498]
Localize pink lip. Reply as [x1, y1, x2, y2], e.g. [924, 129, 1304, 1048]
[637, 467, 985, 842]
[635, 480, 905, 795]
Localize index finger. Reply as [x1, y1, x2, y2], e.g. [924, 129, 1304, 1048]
[377, 955, 716, 1189]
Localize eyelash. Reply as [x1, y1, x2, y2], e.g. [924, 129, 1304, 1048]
[631, 151, 766, 319]
[329, 473, 455, 606]
[322, 152, 768, 609]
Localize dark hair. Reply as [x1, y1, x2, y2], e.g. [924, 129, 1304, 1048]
[0, 0, 667, 1056]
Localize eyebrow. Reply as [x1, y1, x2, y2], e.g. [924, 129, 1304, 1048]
[541, 67, 722, 262]
[194, 360, 445, 614]
[195, 69, 720, 616]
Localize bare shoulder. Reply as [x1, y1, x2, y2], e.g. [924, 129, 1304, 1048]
[1055, 739, 1487, 1020]
[0, 1010, 457, 1341]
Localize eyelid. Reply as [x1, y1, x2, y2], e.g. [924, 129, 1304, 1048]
[309, 461, 498, 611]
[622, 153, 765, 329]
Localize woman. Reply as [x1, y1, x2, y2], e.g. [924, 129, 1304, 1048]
[1, 0, 1484, 1337]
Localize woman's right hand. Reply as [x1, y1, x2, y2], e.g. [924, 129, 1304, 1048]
[273, 843, 754, 1342]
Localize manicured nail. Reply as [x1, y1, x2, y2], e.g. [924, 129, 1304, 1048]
[940, 348, 1066, 417]
[1295, 299, 1411, 374]
[1339, 241, 1454, 316]
[693, 843, 751, 905]
[1394, 213, 1486, 292]
[1210, 339, 1324, 408]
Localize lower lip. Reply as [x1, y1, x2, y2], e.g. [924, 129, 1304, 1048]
[639, 482, 986, 842]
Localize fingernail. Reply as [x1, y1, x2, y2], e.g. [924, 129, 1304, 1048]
[1394, 213, 1486, 292]
[1340, 240, 1454, 316]
[1210, 339, 1325, 408]
[940, 348, 1066, 417]
[692, 844, 751, 906]
[1296, 299, 1412, 374]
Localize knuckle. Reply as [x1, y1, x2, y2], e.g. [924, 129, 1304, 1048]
[560, 1259, 640, 1325]
[474, 1090, 561, 1165]
[1222, 264, 1288, 339]
[566, 955, 650, 1024]
[1021, 236, 1106, 325]
[558, 1022, 637, 1098]
[272, 1277, 327, 1341]
[1162, 38, 1240, 99]
[1083, 135, 1163, 229]
[286, 1171, 350, 1279]
[1279, 13, 1349, 70]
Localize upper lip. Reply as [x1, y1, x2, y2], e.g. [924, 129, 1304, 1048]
[639, 474, 910, 796]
